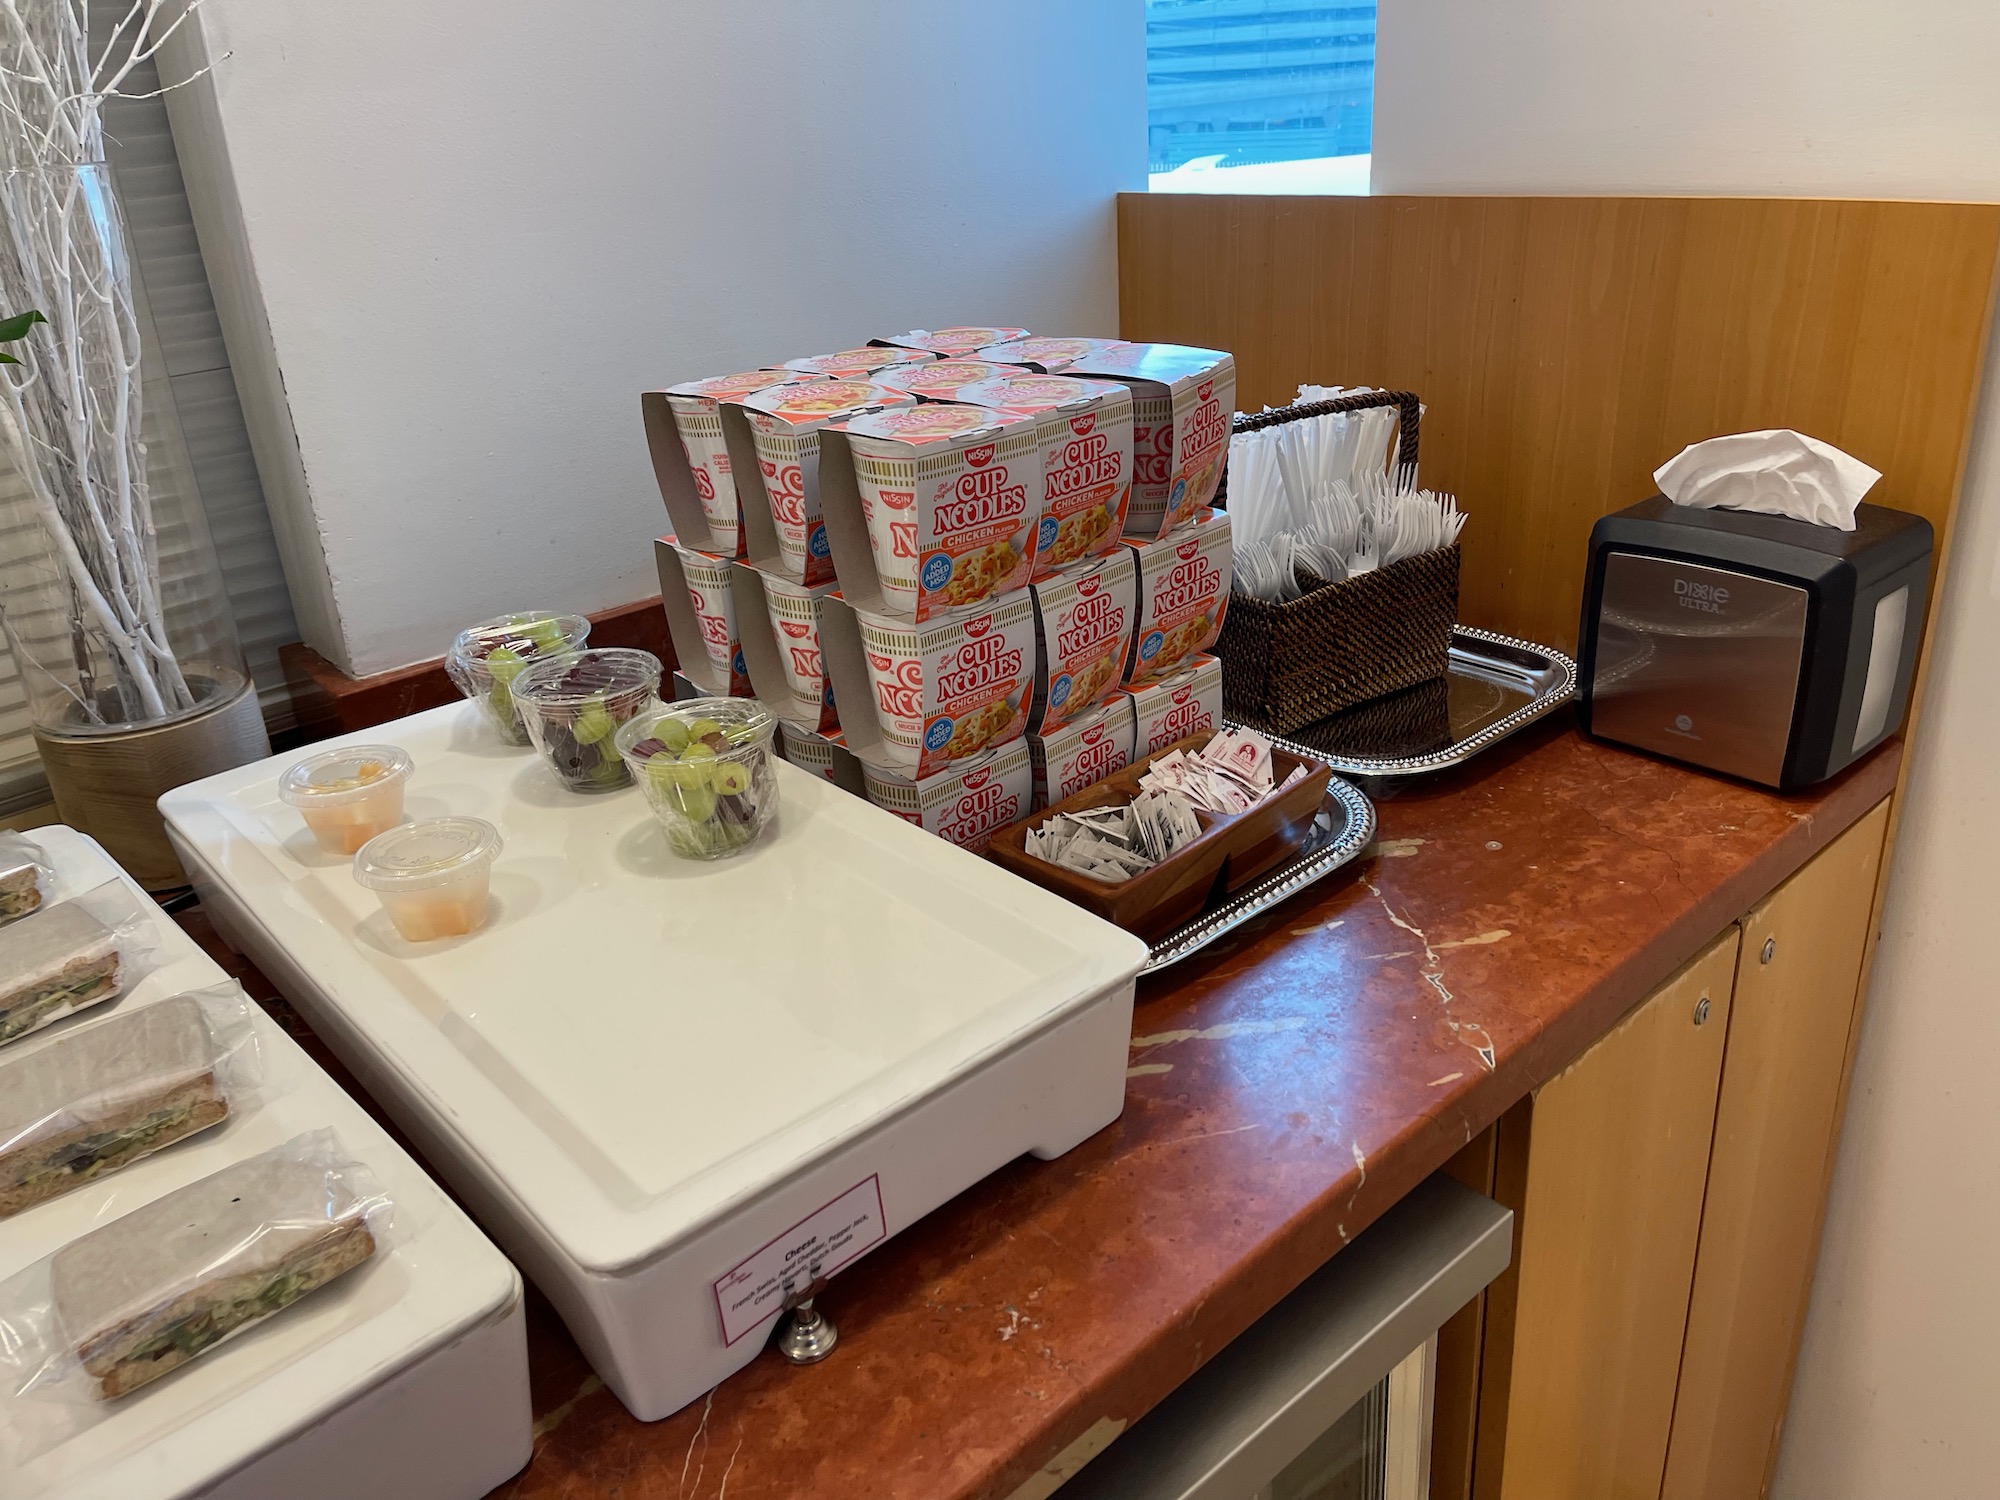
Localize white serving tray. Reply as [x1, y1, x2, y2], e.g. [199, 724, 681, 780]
[161, 702, 1147, 1420]
[0, 827, 530, 1500]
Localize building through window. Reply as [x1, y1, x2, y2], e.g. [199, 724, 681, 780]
[1146, 0, 1376, 194]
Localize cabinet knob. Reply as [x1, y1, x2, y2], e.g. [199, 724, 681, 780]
[1760, 937, 1777, 965]
[1694, 994, 1712, 1026]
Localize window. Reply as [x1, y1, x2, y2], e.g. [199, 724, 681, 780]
[1145, 0, 1376, 195]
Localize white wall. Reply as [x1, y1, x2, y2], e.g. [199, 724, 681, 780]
[162, 2, 1145, 676]
[1373, 0, 2000, 198]
[1372, 5, 2000, 1495]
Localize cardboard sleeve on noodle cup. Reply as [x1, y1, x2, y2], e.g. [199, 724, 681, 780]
[1123, 508, 1233, 686]
[1029, 691, 1135, 811]
[731, 562, 840, 735]
[653, 536, 756, 698]
[859, 739, 1033, 852]
[641, 370, 825, 559]
[838, 403, 1045, 620]
[1027, 549, 1136, 734]
[775, 721, 866, 796]
[952, 373, 1135, 580]
[817, 591, 1037, 779]
[1121, 652, 1224, 757]
[1063, 343, 1237, 540]
[733, 380, 917, 587]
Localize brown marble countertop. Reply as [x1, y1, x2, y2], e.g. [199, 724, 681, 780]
[182, 719, 1900, 1500]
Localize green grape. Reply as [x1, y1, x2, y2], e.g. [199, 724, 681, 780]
[659, 720, 691, 755]
[486, 645, 528, 687]
[573, 707, 617, 745]
[522, 617, 566, 652]
[679, 742, 718, 763]
[684, 717, 723, 742]
[712, 760, 751, 796]
[673, 781, 718, 822]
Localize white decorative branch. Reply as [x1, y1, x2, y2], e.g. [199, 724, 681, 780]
[0, 0, 223, 727]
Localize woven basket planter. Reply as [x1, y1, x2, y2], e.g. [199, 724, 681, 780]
[1217, 544, 1460, 736]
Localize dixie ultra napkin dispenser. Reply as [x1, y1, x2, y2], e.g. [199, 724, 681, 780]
[1577, 496, 1931, 790]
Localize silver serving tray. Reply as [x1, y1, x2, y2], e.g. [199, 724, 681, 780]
[1143, 765, 1375, 975]
[1283, 627, 1578, 778]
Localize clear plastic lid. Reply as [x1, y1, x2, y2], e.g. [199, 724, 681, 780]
[278, 745, 414, 808]
[448, 611, 590, 669]
[509, 648, 662, 709]
[615, 697, 778, 763]
[352, 817, 503, 892]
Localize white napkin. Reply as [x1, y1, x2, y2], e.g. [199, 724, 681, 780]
[1654, 430, 1879, 532]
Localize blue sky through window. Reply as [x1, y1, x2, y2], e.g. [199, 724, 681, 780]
[1145, 0, 1376, 194]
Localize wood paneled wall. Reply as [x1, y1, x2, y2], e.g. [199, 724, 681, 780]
[1119, 195, 2000, 652]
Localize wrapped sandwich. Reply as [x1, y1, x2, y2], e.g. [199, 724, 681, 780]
[0, 993, 252, 1218]
[0, 832, 51, 924]
[51, 1136, 383, 1399]
[0, 902, 126, 1047]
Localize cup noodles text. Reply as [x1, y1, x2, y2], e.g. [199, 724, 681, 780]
[873, 359, 1023, 400]
[783, 346, 937, 379]
[954, 374, 1135, 578]
[1123, 652, 1223, 756]
[778, 722, 845, 784]
[845, 404, 1043, 619]
[740, 381, 916, 586]
[1125, 509, 1232, 685]
[854, 592, 1036, 777]
[1030, 693, 1135, 810]
[1028, 549, 1136, 734]
[874, 327, 1030, 358]
[1066, 344, 1236, 540]
[664, 370, 821, 559]
[675, 542, 754, 696]
[760, 573, 839, 733]
[975, 336, 1122, 373]
[862, 739, 1032, 852]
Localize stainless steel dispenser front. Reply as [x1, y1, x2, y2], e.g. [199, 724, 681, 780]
[1588, 553, 1809, 785]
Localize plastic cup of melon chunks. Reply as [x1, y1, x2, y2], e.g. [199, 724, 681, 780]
[445, 611, 591, 745]
[353, 816, 502, 942]
[616, 698, 780, 862]
[279, 744, 414, 855]
[510, 648, 662, 793]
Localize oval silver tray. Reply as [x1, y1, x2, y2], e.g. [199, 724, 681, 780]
[1143, 766, 1374, 975]
[1277, 626, 1578, 778]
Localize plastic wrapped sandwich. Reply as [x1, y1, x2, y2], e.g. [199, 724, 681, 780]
[0, 885, 152, 1048]
[0, 987, 261, 1218]
[0, 1132, 389, 1424]
[0, 833, 53, 925]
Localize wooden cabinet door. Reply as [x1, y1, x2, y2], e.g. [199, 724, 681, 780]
[1660, 799, 1892, 1500]
[1477, 931, 1739, 1500]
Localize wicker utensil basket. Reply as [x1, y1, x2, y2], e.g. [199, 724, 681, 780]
[1214, 389, 1459, 736]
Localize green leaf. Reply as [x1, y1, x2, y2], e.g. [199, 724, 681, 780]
[0, 310, 47, 342]
[0, 352, 16, 365]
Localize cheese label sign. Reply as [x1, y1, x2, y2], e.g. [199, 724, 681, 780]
[712, 1175, 886, 1346]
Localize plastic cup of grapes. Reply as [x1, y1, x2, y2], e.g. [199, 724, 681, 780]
[445, 611, 592, 746]
[279, 744, 414, 855]
[509, 648, 663, 792]
[616, 698, 780, 861]
[353, 817, 503, 942]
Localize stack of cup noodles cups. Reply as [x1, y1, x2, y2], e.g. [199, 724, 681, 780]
[640, 333, 1238, 850]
